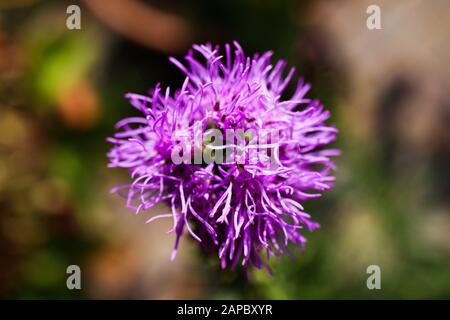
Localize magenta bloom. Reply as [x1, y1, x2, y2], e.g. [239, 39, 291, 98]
[107, 42, 339, 271]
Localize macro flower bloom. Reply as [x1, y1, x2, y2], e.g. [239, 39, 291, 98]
[107, 42, 339, 271]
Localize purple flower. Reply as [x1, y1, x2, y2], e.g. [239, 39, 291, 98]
[107, 42, 339, 271]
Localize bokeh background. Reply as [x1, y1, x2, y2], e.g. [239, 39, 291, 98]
[1, 0, 449, 299]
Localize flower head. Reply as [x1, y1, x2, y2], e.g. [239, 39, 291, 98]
[107, 42, 339, 271]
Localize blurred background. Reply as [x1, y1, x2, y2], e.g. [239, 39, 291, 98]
[0, 0, 449, 299]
